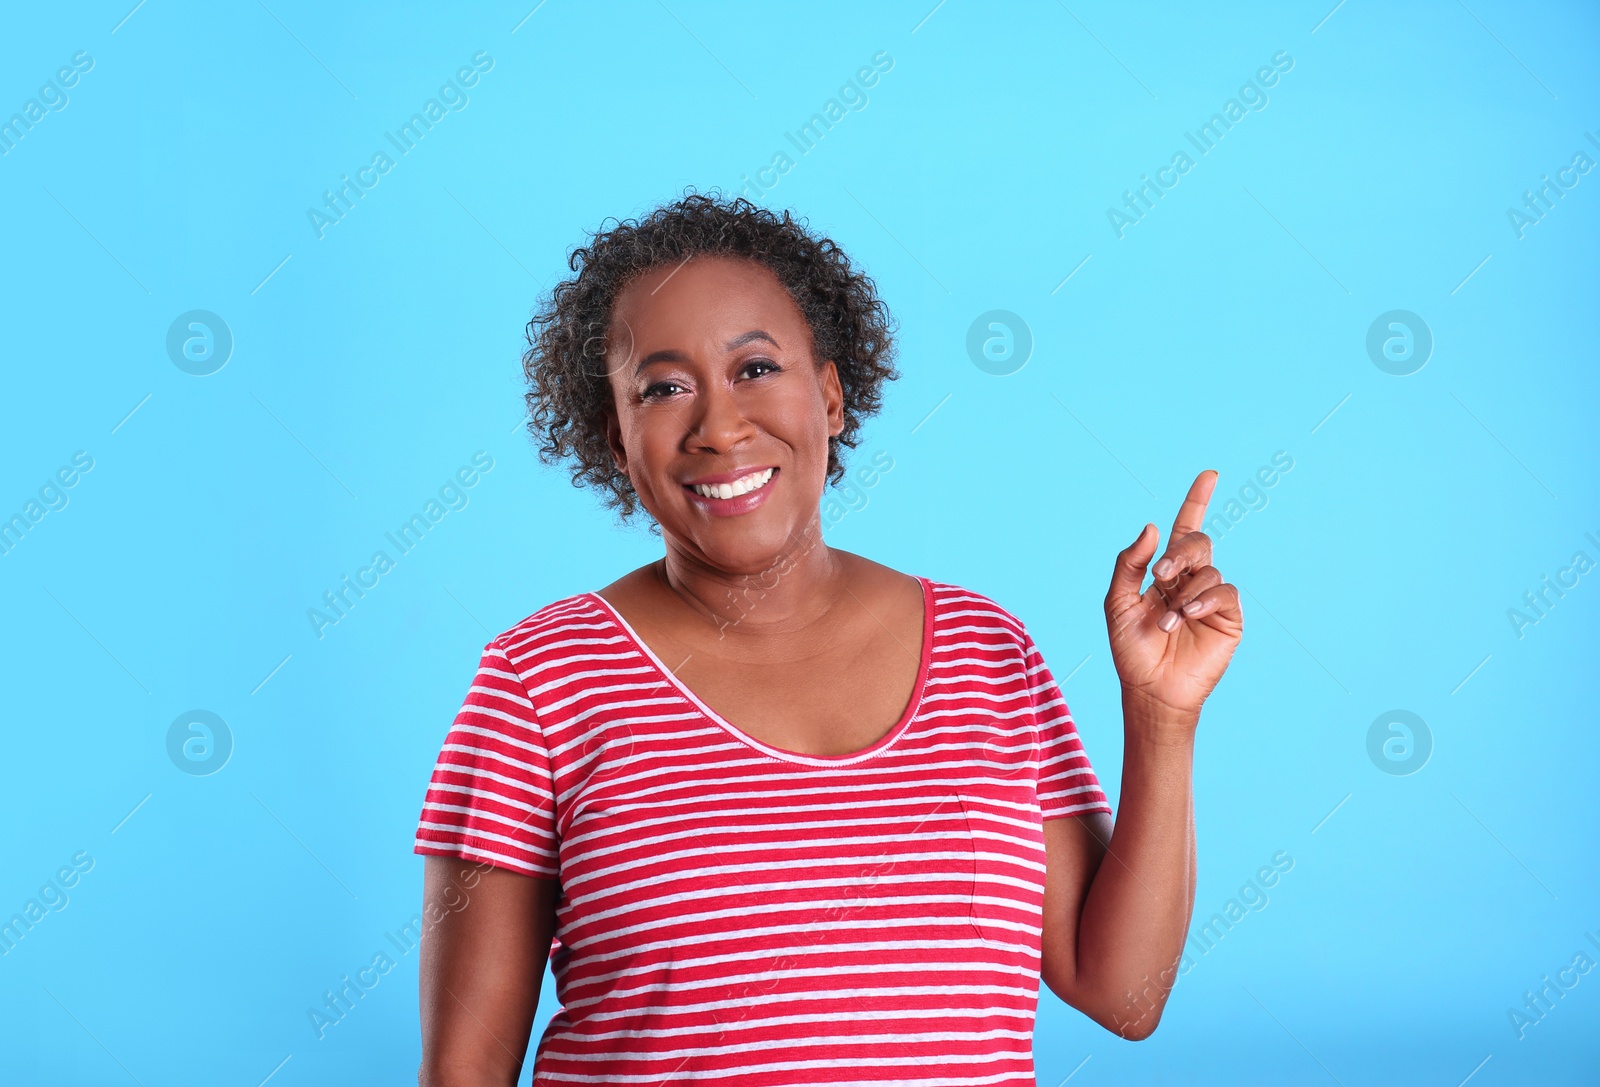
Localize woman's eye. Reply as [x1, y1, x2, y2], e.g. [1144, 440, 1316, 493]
[641, 362, 776, 401]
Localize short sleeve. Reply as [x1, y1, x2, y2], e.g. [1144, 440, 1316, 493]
[1021, 631, 1113, 819]
[413, 639, 560, 878]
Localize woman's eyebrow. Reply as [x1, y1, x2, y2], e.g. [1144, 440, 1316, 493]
[634, 331, 780, 374]
[634, 348, 687, 374]
[723, 329, 779, 351]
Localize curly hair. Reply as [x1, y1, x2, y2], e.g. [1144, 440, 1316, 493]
[520, 190, 900, 527]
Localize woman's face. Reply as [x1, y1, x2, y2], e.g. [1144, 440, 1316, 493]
[602, 255, 844, 575]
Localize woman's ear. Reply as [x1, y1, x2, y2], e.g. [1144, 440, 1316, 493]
[821, 359, 845, 438]
[603, 406, 628, 475]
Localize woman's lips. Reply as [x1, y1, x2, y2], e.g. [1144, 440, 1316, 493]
[683, 467, 778, 517]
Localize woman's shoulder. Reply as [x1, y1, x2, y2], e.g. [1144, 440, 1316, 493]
[480, 589, 609, 661]
[925, 576, 1030, 642]
[835, 550, 1027, 642]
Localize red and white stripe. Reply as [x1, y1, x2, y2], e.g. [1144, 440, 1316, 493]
[416, 577, 1111, 1084]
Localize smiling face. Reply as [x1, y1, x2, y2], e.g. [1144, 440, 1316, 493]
[601, 255, 845, 574]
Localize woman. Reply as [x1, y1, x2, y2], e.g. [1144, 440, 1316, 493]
[414, 193, 1241, 1085]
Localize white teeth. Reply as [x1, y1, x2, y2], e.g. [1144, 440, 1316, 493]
[691, 467, 774, 500]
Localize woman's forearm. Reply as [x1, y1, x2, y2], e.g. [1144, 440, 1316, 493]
[1071, 690, 1199, 1039]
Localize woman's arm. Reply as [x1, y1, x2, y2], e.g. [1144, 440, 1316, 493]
[1040, 699, 1197, 1039]
[1039, 471, 1240, 1039]
[418, 856, 560, 1086]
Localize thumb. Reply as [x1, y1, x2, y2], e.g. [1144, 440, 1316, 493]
[1106, 522, 1158, 614]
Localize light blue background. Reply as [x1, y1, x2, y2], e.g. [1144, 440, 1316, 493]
[2, 1, 1596, 1084]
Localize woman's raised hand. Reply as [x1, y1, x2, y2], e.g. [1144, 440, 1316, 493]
[1104, 470, 1243, 728]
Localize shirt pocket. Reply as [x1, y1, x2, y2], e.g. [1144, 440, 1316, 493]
[956, 785, 1048, 947]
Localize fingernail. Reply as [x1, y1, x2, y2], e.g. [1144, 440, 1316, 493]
[1181, 600, 1203, 615]
[1154, 559, 1173, 578]
[1159, 611, 1179, 632]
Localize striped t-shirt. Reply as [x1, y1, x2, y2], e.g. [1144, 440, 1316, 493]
[413, 576, 1112, 1085]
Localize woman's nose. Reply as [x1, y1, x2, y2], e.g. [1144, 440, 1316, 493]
[686, 380, 755, 452]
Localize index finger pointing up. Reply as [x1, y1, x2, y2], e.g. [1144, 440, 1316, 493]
[1170, 470, 1219, 541]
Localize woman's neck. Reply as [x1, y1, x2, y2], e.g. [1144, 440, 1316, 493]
[655, 512, 852, 644]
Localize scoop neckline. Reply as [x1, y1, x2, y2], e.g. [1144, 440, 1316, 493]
[584, 574, 935, 767]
